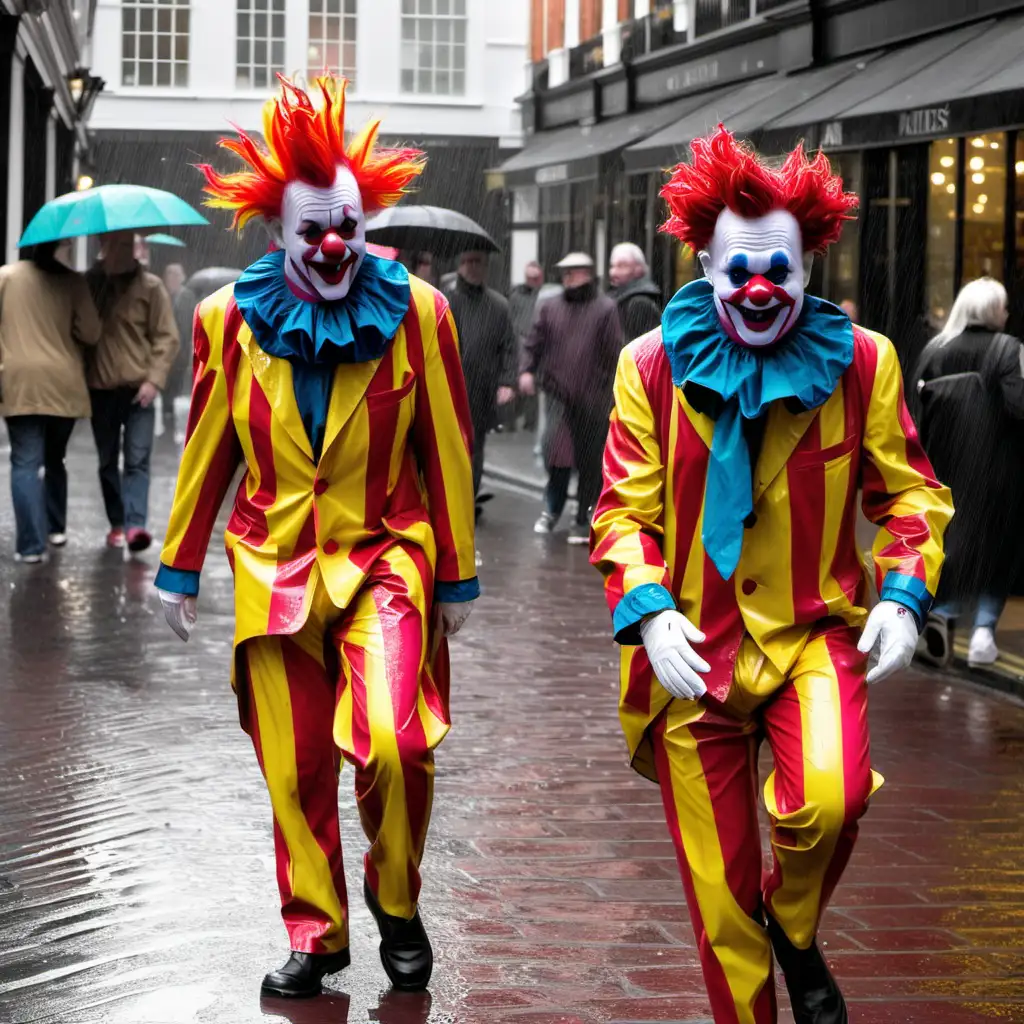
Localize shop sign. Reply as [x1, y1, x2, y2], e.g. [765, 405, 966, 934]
[536, 163, 569, 185]
[897, 105, 950, 138]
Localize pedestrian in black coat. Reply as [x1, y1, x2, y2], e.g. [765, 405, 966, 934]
[914, 277, 1024, 668]
[607, 242, 662, 342]
[446, 251, 517, 500]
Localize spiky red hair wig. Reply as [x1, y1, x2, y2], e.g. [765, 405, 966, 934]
[200, 76, 426, 230]
[660, 124, 858, 254]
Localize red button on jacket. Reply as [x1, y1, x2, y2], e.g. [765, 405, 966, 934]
[323, 540, 339, 556]
[741, 578, 758, 596]
[313, 478, 328, 495]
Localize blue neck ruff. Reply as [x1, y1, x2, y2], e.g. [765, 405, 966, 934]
[661, 278, 854, 580]
[234, 250, 410, 461]
[234, 249, 411, 366]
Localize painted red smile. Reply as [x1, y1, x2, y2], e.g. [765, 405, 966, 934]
[306, 250, 357, 287]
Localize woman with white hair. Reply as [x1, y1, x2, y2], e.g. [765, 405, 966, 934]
[915, 276, 1024, 668]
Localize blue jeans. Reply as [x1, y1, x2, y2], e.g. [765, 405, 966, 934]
[933, 594, 1006, 632]
[89, 387, 155, 530]
[6, 415, 76, 557]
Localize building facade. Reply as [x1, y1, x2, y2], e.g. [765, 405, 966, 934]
[2, 0, 102, 264]
[87, 0, 528, 277]
[502, 0, 1024, 358]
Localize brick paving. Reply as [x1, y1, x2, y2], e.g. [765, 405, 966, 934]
[0, 426, 1023, 1022]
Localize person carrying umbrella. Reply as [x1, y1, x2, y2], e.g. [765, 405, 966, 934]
[154, 75, 478, 999]
[85, 229, 180, 552]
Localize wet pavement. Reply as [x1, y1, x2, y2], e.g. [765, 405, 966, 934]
[2, 425, 1024, 1023]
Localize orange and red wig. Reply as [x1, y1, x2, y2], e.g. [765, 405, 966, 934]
[660, 124, 858, 254]
[200, 76, 426, 231]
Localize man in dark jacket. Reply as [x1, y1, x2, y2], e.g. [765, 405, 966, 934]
[608, 242, 662, 342]
[520, 252, 623, 545]
[507, 261, 544, 431]
[446, 250, 517, 503]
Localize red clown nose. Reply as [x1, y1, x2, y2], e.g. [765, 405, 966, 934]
[745, 275, 775, 306]
[319, 232, 348, 259]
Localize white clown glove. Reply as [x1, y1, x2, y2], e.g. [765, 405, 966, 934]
[158, 589, 198, 643]
[438, 600, 474, 638]
[857, 600, 918, 684]
[640, 610, 710, 701]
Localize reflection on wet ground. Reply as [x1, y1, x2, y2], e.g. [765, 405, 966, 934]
[0, 428, 1024, 1022]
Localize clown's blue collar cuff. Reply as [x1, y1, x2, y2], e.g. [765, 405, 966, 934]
[661, 278, 854, 581]
[234, 249, 411, 365]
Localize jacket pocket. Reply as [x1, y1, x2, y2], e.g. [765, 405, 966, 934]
[365, 372, 416, 410]
[789, 434, 858, 471]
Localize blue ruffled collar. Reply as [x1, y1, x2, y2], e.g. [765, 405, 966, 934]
[661, 278, 854, 416]
[661, 278, 854, 581]
[234, 249, 411, 365]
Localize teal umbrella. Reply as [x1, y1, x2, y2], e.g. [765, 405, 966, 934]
[145, 232, 187, 248]
[18, 184, 208, 248]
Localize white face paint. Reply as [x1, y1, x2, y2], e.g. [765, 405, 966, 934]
[275, 164, 366, 303]
[699, 208, 808, 348]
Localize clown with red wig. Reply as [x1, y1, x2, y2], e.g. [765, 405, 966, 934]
[591, 126, 953, 1022]
[154, 77, 478, 998]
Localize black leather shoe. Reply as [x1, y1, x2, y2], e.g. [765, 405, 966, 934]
[260, 949, 351, 998]
[364, 878, 433, 991]
[766, 915, 848, 1023]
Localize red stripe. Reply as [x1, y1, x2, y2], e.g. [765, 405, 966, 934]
[281, 637, 347, 948]
[652, 716, 775, 1024]
[408, 295, 460, 580]
[363, 348, 398, 529]
[173, 427, 242, 567]
[788, 418, 828, 622]
[817, 629, 872, 919]
[242, 372, 276, 548]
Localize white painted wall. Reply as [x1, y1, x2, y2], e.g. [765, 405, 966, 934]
[6, 51, 25, 264]
[90, 0, 528, 147]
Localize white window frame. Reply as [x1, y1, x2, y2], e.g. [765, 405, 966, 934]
[307, 0, 358, 87]
[400, 0, 468, 97]
[121, 0, 191, 89]
[235, 0, 287, 91]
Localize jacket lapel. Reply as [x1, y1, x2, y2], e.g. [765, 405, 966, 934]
[321, 357, 383, 456]
[241, 327, 315, 461]
[753, 402, 819, 502]
[676, 388, 714, 450]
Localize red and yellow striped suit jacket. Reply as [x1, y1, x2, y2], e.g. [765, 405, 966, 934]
[159, 274, 477, 661]
[592, 325, 953, 781]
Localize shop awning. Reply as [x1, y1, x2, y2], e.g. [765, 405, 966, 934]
[495, 92, 729, 188]
[759, 12, 1024, 152]
[621, 73, 812, 173]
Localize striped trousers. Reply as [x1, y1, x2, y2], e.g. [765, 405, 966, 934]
[651, 626, 880, 1024]
[237, 542, 449, 954]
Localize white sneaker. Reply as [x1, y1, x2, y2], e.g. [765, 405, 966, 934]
[967, 627, 999, 667]
[13, 552, 46, 564]
[533, 511, 557, 534]
[48, 532, 67, 547]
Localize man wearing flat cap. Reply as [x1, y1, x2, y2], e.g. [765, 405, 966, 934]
[520, 252, 624, 543]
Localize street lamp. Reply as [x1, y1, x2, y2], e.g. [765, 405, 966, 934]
[66, 67, 105, 122]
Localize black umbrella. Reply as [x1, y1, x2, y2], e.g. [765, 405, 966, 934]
[186, 266, 243, 300]
[365, 205, 498, 258]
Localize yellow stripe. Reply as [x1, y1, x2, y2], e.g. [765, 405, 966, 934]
[763, 635, 845, 949]
[818, 381, 847, 449]
[246, 637, 346, 948]
[819, 452, 853, 613]
[660, 702, 773, 1023]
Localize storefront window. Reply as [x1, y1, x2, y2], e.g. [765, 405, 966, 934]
[1013, 135, 1024, 332]
[823, 151, 861, 310]
[925, 137, 958, 325]
[962, 132, 1006, 283]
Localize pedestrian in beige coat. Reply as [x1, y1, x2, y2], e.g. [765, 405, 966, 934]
[0, 239, 102, 561]
[86, 229, 179, 553]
